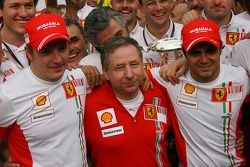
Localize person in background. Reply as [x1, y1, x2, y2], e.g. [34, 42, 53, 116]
[81, 7, 129, 73]
[65, 17, 88, 66]
[110, 0, 143, 40]
[181, 0, 250, 64]
[0, 0, 36, 83]
[171, 2, 188, 23]
[137, 0, 183, 68]
[236, 0, 250, 22]
[181, 0, 203, 24]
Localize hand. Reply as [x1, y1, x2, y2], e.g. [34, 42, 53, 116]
[141, 70, 154, 91]
[159, 58, 187, 85]
[236, 130, 244, 153]
[79, 65, 104, 88]
[181, 10, 202, 24]
[3, 157, 20, 167]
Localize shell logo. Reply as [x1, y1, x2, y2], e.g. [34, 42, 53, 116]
[184, 83, 195, 94]
[101, 112, 113, 123]
[36, 95, 47, 106]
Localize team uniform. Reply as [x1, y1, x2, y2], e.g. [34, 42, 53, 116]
[229, 39, 250, 73]
[0, 43, 28, 83]
[84, 75, 174, 167]
[151, 64, 250, 166]
[236, 12, 250, 23]
[0, 67, 88, 167]
[129, 21, 144, 42]
[77, 3, 95, 27]
[202, 11, 250, 64]
[136, 19, 183, 69]
[228, 38, 250, 167]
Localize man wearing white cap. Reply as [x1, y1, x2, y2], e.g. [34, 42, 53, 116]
[0, 14, 91, 166]
[152, 19, 250, 166]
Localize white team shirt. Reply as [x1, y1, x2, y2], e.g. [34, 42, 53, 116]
[236, 11, 250, 22]
[79, 51, 103, 73]
[77, 3, 95, 22]
[0, 67, 88, 167]
[229, 39, 250, 73]
[151, 64, 250, 166]
[129, 21, 144, 42]
[202, 11, 250, 64]
[136, 20, 183, 67]
[0, 43, 28, 83]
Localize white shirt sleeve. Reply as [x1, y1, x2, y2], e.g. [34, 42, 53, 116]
[0, 87, 17, 127]
[150, 67, 170, 88]
[228, 39, 250, 73]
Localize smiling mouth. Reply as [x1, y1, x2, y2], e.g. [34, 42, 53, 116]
[69, 54, 77, 58]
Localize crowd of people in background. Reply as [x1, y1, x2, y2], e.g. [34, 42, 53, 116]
[1, 0, 250, 166]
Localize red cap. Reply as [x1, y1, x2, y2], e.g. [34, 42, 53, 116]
[181, 19, 222, 52]
[25, 13, 69, 51]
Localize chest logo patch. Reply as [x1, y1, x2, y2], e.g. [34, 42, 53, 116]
[181, 81, 198, 97]
[97, 108, 117, 128]
[63, 81, 77, 99]
[32, 91, 51, 110]
[101, 112, 113, 124]
[211, 88, 227, 102]
[145, 104, 157, 120]
[226, 32, 240, 45]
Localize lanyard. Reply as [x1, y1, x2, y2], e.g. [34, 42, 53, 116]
[2, 42, 24, 68]
[143, 21, 175, 47]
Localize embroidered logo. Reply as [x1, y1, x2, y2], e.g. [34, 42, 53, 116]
[101, 112, 113, 124]
[32, 91, 51, 110]
[36, 95, 47, 106]
[63, 81, 77, 99]
[226, 32, 240, 45]
[97, 108, 117, 128]
[184, 83, 195, 94]
[211, 88, 227, 102]
[144, 104, 157, 120]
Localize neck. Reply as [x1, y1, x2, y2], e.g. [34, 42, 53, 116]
[1, 26, 25, 47]
[205, 11, 232, 26]
[66, 5, 80, 20]
[146, 20, 170, 39]
[127, 20, 137, 33]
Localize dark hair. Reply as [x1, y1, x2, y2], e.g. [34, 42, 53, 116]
[84, 7, 126, 49]
[100, 36, 142, 69]
[64, 17, 85, 37]
[0, 0, 37, 9]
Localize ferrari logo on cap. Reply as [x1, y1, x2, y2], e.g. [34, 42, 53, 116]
[226, 32, 240, 45]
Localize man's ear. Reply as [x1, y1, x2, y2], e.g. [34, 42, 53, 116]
[103, 69, 110, 81]
[25, 47, 33, 63]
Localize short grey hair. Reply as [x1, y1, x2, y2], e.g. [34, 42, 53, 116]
[84, 7, 126, 50]
[100, 36, 143, 69]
